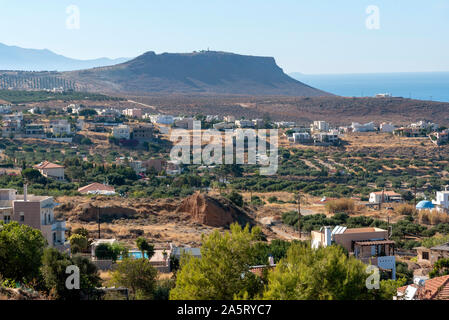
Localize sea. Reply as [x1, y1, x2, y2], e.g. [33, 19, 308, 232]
[290, 72, 449, 103]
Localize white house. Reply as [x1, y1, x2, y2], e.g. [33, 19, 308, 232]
[224, 115, 236, 123]
[149, 114, 174, 125]
[112, 124, 130, 140]
[410, 120, 439, 131]
[33, 161, 65, 180]
[352, 122, 376, 132]
[311, 121, 330, 132]
[293, 132, 311, 143]
[122, 108, 142, 118]
[48, 120, 71, 135]
[380, 123, 396, 133]
[432, 188, 449, 212]
[235, 120, 254, 128]
[369, 191, 403, 204]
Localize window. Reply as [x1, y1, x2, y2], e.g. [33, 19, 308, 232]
[3, 215, 11, 223]
[422, 252, 429, 260]
[20, 213, 25, 222]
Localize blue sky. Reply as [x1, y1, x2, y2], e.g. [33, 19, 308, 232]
[0, 0, 448, 74]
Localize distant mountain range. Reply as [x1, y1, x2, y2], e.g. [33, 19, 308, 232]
[61, 51, 330, 96]
[0, 43, 130, 71]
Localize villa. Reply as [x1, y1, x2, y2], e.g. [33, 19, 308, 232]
[0, 187, 66, 249]
[311, 226, 396, 279]
[33, 161, 65, 180]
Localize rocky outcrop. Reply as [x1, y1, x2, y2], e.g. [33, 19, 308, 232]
[176, 192, 253, 227]
[76, 203, 138, 222]
[63, 51, 330, 96]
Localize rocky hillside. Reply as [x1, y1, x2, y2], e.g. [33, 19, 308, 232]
[176, 192, 253, 227]
[62, 51, 331, 96]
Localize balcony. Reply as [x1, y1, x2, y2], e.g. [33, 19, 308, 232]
[51, 220, 66, 232]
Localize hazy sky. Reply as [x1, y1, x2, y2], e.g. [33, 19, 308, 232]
[1, 0, 448, 74]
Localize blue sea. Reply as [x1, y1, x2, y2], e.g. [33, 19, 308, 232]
[290, 72, 449, 103]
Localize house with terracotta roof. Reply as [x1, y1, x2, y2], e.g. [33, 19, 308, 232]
[32, 161, 65, 180]
[311, 225, 396, 279]
[369, 191, 403, 204]
[78, 183, 115, 195]
[397, 275, 449, 300]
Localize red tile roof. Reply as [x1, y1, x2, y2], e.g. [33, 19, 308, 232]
[398, 275, 449, 300]
[371, 191, 401, 196]
[33, 161, 64, 169]
[77, 183, 115, 194]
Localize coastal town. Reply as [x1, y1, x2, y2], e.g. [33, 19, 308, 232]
[1, 97, 449, 301]
[1, 2, 449, 312]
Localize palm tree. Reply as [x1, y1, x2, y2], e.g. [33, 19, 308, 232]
[136, 237, 154, 260]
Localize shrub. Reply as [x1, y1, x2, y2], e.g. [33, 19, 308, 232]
[395, 204, 416, 217]
[326, 199, 355, 214]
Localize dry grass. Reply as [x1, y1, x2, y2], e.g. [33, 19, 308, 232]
[417, 210, 449, 225]
[395, 204, 417, 217]
[326, 198, 356, 214]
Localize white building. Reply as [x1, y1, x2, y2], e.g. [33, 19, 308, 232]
[149, 114, 174, 125]
[293, 132, 311, 143]
[352, 122, 376, 132]
[410, 120, 438, 131]
[274, 121, 296, 128]
[48, 120, 71, 135]
[213, 122, 235, 130]
[122, 108, 143, 118]
[0, 105, 12, 114]
[369, 191, 403, 204]
[432, 188, 449, 212]
[313, 132, 339, 145]
[380, 123, 396, 133]
[311, 121, 330, 132]
[224, 115, 236, 123]
[112, 124, 130, 140]
[235, 120, 255, 128]
[33, 161, 65, 180]
[252, 119, 264, 128]
[375, 93, 392, 98]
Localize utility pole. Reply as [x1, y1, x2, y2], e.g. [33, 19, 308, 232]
[297, 192, 302, 239]
[414, 182, 417, 207]
[97, 207, 101, 239]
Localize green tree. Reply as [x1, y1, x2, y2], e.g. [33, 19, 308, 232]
[429, 258, 449, 278]
[21, 168, 43, 182]
[40, 248, 101, 300]
[263, 243, 374, 300]
[68, 234, 88, 254]
[0, 222, 46, 283]
[170, 224, 263, 300]
[136, 237, 154, 260]
[95, 243, 118, 261]
[73, 227, 89, 238]
[227, 190, 244, 207]
[109, 258, 158, 300]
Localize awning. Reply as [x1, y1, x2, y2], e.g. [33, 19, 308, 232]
[354, 240, 395, 246]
